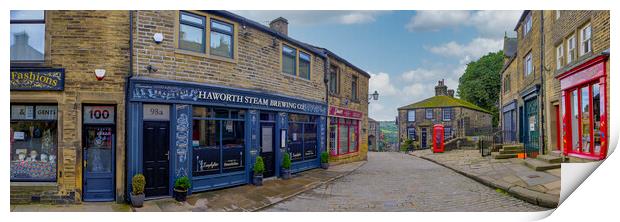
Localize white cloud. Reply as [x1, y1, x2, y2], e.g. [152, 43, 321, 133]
[401, 68, 443, 82]
[232, 11, 386, 26]
[369, 72, 397, 96]
[406, 10, 522, 38]
[427, 37, 503, 63]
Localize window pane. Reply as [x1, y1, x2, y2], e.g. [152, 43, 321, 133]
[349, 123, 358, 152]
[289, 122, 303, 161]
[210, 31, 232, 58]
[222, 120, 244, 173]
[329, 119, 337, 155]
[11, 10, 44, 20]
[179, 24, 204, 52]
[570, 90, 579, 152]
[11, 120, 58, 181]
[581, 87, 591, 153]
[408, 110, 415, 122]
[192, 119, 221, 176]
[10, 24, 45, 61]
[211, 20, 232, 33]
[592, 84, 601, 154]
[299, 59, 311, 79]
[181, 13, 204, 25]
[303, 123, 317, 159]
[299, 52, 310, 61]
[329, 70, 338, 93]
[338, 122, 348, 154]
[282, 55, 296, 75]
[352, 77, 358, 100]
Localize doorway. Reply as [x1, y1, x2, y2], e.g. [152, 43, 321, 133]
[82, 105, 116, 201]
[260, 122, 276, 178]
[143, 121, 170, 197]
[421, 128, 428, 148]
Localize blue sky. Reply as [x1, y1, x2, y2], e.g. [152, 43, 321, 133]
[235, 11, 522, 121]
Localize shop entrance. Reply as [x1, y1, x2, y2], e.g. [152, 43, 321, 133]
[421, 128, 428, 148]
[524, 97, 540, 157]
[260, 122, 276, 178]
[82, 105, 116, 201]
[143, 121, 170, 197]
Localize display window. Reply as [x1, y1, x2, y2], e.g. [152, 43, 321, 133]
[288, 114, 318, 162]
[10, 104, 58, 182]
[191, 106, 245, 177]
[329, 117, 359, 156]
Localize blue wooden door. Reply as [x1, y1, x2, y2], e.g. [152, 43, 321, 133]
[421, 128, 428, 148]
[83, 125, 115, 201]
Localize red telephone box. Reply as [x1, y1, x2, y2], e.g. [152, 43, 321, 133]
[432, 124, 445, 153]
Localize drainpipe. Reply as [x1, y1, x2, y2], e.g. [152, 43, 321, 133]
[323, 51, 330, 155]
[539, 11, 546, 155]
[123, 10, 134, 203]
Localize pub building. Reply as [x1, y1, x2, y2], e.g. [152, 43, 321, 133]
[10, 11, 130, 203]
[124, 10, 360, 198]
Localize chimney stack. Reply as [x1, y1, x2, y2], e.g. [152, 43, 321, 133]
[447, 89, 455, 97]
[435, 79, 448, 96]
[269, 17, 288, 36]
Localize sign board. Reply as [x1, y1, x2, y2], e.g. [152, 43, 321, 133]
[11, 105, 34, 120]
[35, 106, 58, 120]
[143, 104, 170, 121]
[328, 106, 363, 119]
[11, 68, 65, 91]
[84, 106, 115, 124]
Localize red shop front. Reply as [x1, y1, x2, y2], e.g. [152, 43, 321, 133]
[557, 55, 609, 160]
[328, 106, 363, 156]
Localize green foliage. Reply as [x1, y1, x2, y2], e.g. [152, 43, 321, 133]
[456, 50, 504, 126]
[131, 174, 145, 195]
[253, 156, 265, 175]
[282, 152, 291, 169]
[320, 151, 329, 163]
[400, 139, 413, 152]
[379, 121, 398, 145]
[174, 176, 191, 191]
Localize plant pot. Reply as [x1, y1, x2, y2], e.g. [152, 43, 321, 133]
[253, 174, 263, 186]
[321, 162, 329, 169]
[281, 168, 291, 179]
[130, 193, 145, 208]
[173, 188, 188, 202]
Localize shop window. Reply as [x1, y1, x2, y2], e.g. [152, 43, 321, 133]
[288, 114, 318, 162]
[299, 51, 311, 80]
[407, 110, 416, 122]
[282, 45, 297, 75]
[442, 108, 452, 121]
[352, 76, 358, 101]
[328, 65, 339, 94]
[556, 45, 564, 69]
[179, 11, 206, 53]
[10, 10, 45, 62]
[407, 127, 416, 141]
[523, 13, 532, 37]
[192, 106, 245, 177]
[580, 24, 592, 56]
[330, 117, 359, 156]
[10, 104, 58, 182]
[425, 109, 433, 119]
[444, 127, 452, 140]
[210, 19, 233, 59]
[567, 35, 576, 63]
[566, 82, 604, 157]
[524, 52, 533, 76]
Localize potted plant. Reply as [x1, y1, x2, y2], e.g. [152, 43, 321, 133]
[130, 174, 146, 207]
[173, 176, 191, 202]
[253, 156, 265, 186]
[320, 151, 329, 169]
[281, 153, 292, 179]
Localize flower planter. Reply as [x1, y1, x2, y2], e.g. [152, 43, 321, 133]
[130, 193, 145, 208]
[253, 174, 263, 186]
[281, 168, 291, 179]
[173, 188, 188, 202]
[321, 163, 329, 169]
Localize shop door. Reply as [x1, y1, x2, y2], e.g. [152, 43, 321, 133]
[143, 121, 170, 197]
[524, 98, 540, 157]
[83, 125, 115, 201]
[260, 123, 276, 178]
[421, 128, 428, 148]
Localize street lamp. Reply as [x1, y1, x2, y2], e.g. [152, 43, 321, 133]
[368, 90, 379, 103]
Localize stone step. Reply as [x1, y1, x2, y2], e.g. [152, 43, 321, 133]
[523, 158, 561, 171]
[492, 152, 517, 159]
[536, 154, 563, 164]
[499, 149, 524, 154]
[548, 150, 563, 157]
[502, 145, 525, 151]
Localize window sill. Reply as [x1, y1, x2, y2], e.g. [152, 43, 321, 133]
[281, 72, 312, 82]
[10, 181, 57, 187]
[175, 49, 237, 64]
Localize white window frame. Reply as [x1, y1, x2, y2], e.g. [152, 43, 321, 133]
[442, 108, 451, 121]
[580, 24, 592, 56]
[407, 110, 416, 122]
[524, 52, 533, 76]
[425, 109, 433, 119]
[556, 10, 560, 20]
[567, 35, 576, 64]
[523, 13, 532, 37]
[556, 44, 564, 70]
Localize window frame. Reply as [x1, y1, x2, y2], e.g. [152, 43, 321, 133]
[556, 44, 564, 69]
[524, 52, 533, 76]
[209, 18, 234, 59]
[407, 127, 417, 141]
[567, 35, 576, 64]
[351, 75, 359, 101]
[580, 24, 592, 56]
[556, 10, 561, 20]
[328, 65, 339, 95]
[281, 44, 297, 76]
[425, 109, 433, 119]
[298, 51, 311, 80]
[442, 108, 452, 121]
[523, 13, 532, 37]
[10, 10, 46, 63]
[330, 117, 360, 156]
[178, 11, 207, 53]
[407, 110, 416, 122]
[504, 74, 511, 93]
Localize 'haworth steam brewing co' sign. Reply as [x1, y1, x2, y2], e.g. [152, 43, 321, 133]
[11, 68, 65, 91]
[131, 82, 327, 115]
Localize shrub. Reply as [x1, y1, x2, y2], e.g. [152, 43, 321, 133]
[174, 176, 191, 191]
[254, 156, 265, 175]
[400, 139, 413, 152]
[282, 153, 291, 170]
[132, 174, 145, 195]
[320, 151, 329, 163]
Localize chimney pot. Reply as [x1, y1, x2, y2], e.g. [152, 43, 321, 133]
[269, 17, 288, 36]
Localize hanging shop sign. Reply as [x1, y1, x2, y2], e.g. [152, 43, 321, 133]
[84, 106, 115, 124]
[10, 68, 65, 91]
[130, 80, 327, 115]
[328, 106, 363, 119]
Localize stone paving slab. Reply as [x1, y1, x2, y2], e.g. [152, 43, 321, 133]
[410, 149, 560, 208]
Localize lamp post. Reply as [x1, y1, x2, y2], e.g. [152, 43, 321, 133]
[368, 90, 379, 103]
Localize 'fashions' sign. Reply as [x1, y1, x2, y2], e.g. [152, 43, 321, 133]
[11, 68, 65, 91]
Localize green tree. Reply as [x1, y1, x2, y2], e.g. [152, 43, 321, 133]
[457, 50, 503, 126]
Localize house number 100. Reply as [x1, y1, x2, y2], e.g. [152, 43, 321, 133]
[89, 109, 110, 119]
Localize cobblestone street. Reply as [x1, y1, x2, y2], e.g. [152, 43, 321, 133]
[264, 152, 549, 212]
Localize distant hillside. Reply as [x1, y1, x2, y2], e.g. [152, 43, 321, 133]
[379, 121, 398, 144]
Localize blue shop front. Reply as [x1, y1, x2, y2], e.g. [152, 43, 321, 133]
[126, 77, 327, 198]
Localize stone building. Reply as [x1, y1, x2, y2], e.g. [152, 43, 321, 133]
[499, 10, 609, 162]
[368, 118, 380, 151]
[10, 11, 130, 203]
[397, 80, 492, 149]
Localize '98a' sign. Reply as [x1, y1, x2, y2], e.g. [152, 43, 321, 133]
[84, 106, 115, 124]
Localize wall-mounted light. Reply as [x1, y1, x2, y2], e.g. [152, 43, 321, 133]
[153, 33, 164, 44]
[271, 37, 278, 48]
[94, 69, 106, 81]
[146, 65, 158, 73]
